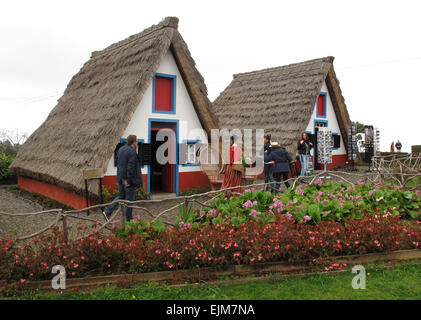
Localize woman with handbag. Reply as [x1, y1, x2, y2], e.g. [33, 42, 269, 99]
[219, 136, 243, 194]
[297, 132, 313, 177]
[264, 142, 292, 191]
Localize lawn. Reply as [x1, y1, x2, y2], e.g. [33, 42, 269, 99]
[13, 261, 421, 300]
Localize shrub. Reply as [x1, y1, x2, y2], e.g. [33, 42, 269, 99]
[0, 154, 15, 181]
[412, 145, 421, 153]
[1, 212, 421, 285]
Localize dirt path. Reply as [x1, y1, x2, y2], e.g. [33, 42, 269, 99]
[0, 167, 373, 240]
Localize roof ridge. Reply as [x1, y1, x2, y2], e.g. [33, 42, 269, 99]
[233, 56, 334, 79]
[90, 16, 178, 59]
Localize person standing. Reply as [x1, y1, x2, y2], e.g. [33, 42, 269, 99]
[391, 141, 395, 152]
[263, 134, 275, 191]
[219, 136, 243, 194]
[264, 142, 292, 192]
[297, 132, 313, 176]
[395, 140, 402, 152]
[104, 134, 143, 221]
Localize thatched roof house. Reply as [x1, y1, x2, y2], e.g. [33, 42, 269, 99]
[11, 17, 217, 205]
[212, 56, 352, 169]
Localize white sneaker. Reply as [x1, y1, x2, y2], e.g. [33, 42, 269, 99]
[102, 211, 110, 222]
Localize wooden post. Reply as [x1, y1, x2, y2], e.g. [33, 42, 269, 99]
[99, 178, 104, 204]
[84, 179, 89, 216]
[62, 214, 68, 243]
[120, 203, 126, 231]
[418, 174, 421, 194]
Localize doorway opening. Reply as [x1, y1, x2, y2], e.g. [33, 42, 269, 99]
[149, 121, 177, 194]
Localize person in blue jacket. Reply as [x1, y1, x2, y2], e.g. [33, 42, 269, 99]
[264, 142, 292, 191]
[104, 134, 143, 221]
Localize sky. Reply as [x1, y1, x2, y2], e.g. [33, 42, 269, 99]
[1, 0, 420, 152]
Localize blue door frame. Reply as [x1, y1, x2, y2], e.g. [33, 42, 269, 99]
[147, 118, 179, 195]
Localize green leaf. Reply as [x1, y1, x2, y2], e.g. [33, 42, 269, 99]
[308, 204, 321, 223]
[152, 220, 165, 233]
[408, 210, 421, 219]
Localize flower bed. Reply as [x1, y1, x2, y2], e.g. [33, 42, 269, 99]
[174, 180, 421, 229]
[1, 211, 421, 285]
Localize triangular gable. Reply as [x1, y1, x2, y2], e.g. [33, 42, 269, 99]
[10, 17, 216, 196]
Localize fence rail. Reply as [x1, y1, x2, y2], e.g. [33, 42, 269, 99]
[2, 154, 421, 243]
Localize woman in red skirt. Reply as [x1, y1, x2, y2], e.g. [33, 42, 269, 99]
[219, 136, 243, 194]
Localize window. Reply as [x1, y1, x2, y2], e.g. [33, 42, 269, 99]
[153, 73, 176, 113]
[316, 93, 327, 118]
[333, 134, 341, 149]
[180, 140, 201, 166]
[186, 143, 199, 165]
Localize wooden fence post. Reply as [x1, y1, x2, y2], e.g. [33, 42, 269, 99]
[120, 203, 126, 231]
[62, 214, 68, 243]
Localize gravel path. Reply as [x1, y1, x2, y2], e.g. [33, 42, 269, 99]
[0, 168, 372, 240]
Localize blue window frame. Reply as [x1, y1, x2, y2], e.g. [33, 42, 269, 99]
[182, 139, 201, 167]
[152, 73, 176, 114]
[316, 92, 327, 118]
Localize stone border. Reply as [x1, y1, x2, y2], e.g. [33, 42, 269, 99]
[3, 249, 420, 294]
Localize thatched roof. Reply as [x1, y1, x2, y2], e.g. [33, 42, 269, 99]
[212, 56, 352, 156]
[10, 17, 217, 197]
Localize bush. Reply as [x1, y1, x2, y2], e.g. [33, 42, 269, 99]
[412, 145, 421, 153]
[0, 154, 15, 181]
[1, 212, 421, 285]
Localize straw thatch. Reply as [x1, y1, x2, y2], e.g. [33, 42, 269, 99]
[212, 56, 352, 156]
[10, 17, 217, 197]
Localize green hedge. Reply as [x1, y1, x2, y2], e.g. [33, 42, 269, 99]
[0, 154, 15, 181]
[412, 145, 421, 153]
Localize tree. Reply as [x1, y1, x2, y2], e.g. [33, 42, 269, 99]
[351, 121, 366, 134]
[0, 129, 28, 156]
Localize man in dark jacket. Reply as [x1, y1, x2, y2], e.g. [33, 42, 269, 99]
[264, 142, 292, 191]
[104, 134, 142, 221]
[263, 134, 275, 191]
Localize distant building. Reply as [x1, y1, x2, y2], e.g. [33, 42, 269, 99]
[212, 56, 352, 170]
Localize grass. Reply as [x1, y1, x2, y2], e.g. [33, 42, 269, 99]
[9, 260, 421, 300]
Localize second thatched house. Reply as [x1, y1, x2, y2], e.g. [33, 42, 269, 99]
[212, 56, 352, 170]
[10, 17, 218, 209]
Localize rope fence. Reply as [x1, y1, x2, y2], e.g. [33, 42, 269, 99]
[2, 154, 421, 243]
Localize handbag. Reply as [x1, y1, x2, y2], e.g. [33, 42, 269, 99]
[232, 163, 245, 174]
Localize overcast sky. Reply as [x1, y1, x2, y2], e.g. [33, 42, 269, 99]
[1, 0, 420, 152]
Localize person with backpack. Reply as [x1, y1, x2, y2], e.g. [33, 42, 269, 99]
[264, 142, 292, 192]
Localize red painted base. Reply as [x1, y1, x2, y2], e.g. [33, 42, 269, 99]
[18, 176, 94, 210]
[102, 172, 210, 194]
[178, 171, 210, 192]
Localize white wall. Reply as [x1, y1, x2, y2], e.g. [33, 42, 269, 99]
[105, 50, 207, 176]
[305, 81, 347, 155]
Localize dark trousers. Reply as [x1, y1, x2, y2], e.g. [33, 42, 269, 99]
[105, 182, 136, 221]
[274, 171, 290, 190]
[264, 164, 275, 191]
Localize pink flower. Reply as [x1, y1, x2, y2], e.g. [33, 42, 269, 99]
[73, 263, 79, 269]
[303, 215, 311, 222]
[20, 279, 26, 284]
